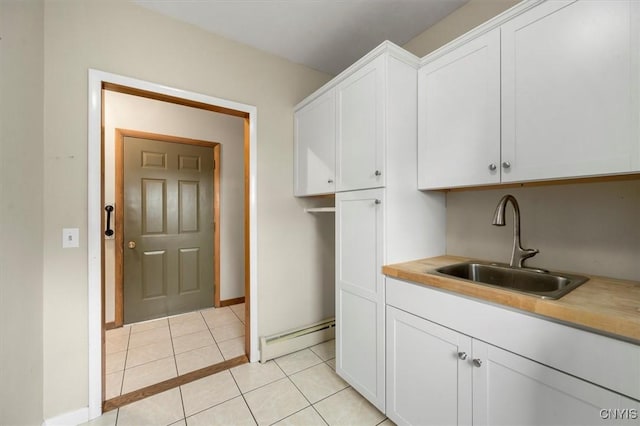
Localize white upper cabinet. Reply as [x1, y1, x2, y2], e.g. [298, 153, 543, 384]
[418, 28, 501, 190]
[294, 90, 336, 196]
[418, 0, 640, 189]
[294, 44, 419, 195]
[501, 0, 640, 182]
[336, 55, 386, 192]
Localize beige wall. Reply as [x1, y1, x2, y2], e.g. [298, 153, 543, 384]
[43, 0, 331, 419]
[103, 91, 246, 324]
[446, 181, 640, 281]
[404, 0, 640, 281]
[0, 1, 45, 424]
[404, 0, 520, 57]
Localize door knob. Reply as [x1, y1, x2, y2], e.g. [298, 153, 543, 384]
[488, 163, 497, 171]
[458, 352, 468, 360]
[472, 358, 483, 367]
[127, 241, 136, 249]
[374, 170, 382, 176]
[502, 161, 511, 169]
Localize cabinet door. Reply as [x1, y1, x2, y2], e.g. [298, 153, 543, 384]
[472, 340, 631, 426]
[501, 0, 640, 182]
[336, 188, 385, 411]
[418, 28, 501, 189]
[294, 90, 336, 196]
[386, 306, 472, 426]
[336, 56, 385, 192]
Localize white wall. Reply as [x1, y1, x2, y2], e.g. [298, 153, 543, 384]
[404, 0, 520, 57]
[0, 1, 45, 424]
[42, 0, 331, 419]
[103, 91, 245, 324]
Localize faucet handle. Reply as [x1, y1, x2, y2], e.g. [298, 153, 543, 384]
[517, 247, 539, 268]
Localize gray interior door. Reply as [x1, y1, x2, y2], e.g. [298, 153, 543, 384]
[123, 136, 214, 324]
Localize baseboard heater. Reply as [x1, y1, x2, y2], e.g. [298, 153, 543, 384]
[259, 317, 335, 363]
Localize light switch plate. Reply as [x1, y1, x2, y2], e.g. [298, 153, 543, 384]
[62, 228, 79, 248]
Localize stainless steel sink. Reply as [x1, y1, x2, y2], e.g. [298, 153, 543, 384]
[431, 261, 589, 299]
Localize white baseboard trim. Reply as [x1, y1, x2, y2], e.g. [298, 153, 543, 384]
[42, 407, 88, 426]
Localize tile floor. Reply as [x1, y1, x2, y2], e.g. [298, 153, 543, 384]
[105, 303, 246, 399]
[87, 339, 392, 426]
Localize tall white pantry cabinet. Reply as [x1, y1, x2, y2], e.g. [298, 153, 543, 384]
[294, 42, 447, 412]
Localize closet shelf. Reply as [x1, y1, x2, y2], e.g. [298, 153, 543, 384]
[304, 207, 336, 213]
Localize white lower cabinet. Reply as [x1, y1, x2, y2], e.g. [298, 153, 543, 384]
[472, 340, 635, 426]
[386, 306, 471, 426]
[386, 305, 637, 426]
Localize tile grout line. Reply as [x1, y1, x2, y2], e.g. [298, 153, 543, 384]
[229, 363, 288, 396]
[229, 304, 244, 323]
[167, 317, 180, 380]
[114, 327, 132, 423]
[202, 310, 227, 362]
[177, 383, 187, 424]
[275, 348, 344, 426]
[182, 389, 242, 421]
[282, 348, 348, 426]
[228, 364, 260, 426]
[279, 364, 329, 426]
[269, 354, 334, 426]
[118, 327, 133, 398]
[275, 351, 327, 377]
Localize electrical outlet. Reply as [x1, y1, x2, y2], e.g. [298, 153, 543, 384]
[62, 228, 79, 248]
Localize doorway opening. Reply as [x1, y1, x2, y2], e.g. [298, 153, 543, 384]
[88, 70, 259, 419]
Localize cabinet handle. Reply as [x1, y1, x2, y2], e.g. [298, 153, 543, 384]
[374, 170, 382, 177]
[488, 163, 497, 171]
[502, 161, 511, 169]
[328, 179, 334, 184]
[472, 358, 482, 367]
[457, 352, 468, 360]
[374, 199, 381, 205]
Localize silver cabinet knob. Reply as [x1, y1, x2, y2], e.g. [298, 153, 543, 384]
[472, 358, 482, 367]
[374, 199, 381, 205]
[502, 161, 511, 169]
[374, 170, 382, 176]
[127, 241, 136, 249]
[328, 179, 334, 184]
[488, 163, 497, 171]
[458, 352, 468, 360]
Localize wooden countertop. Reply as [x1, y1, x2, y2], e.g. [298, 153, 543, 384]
[382, 255, 640, 343]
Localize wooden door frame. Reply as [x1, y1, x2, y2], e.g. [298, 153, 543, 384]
[113, 129, 222, 327]
[90, 70, 257, 419]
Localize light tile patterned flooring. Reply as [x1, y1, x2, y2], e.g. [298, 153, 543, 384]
[87, 339, 392, 426]
[105, 303, 246, 399]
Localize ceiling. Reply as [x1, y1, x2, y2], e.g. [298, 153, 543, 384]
[133, 0, 469, 76]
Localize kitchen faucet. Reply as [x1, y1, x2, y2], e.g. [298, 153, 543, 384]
[492, 194, 539, 268]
